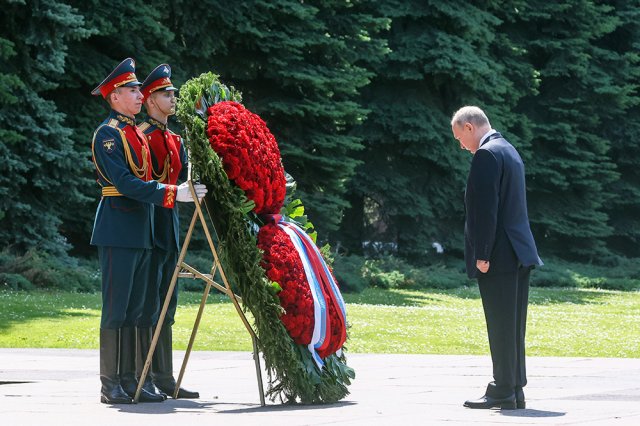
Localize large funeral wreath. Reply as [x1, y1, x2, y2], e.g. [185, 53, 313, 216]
[176, 72, 354, 404]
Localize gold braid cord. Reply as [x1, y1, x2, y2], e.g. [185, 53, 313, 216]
[118, 127, 149, 180]
[91, 125, 114, 186]
[92, 123, 149, 187]
[151, 155, 171, 182]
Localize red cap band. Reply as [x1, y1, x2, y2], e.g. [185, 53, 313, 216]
[141, 77, 173, 100]
[100, 72, 138, 98]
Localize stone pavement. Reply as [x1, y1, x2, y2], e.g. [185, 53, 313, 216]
[1, 349, 639, 425]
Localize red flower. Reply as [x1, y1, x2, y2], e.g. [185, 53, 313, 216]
[206, 101, 286, 214]
[258, 223, 314, 345]
[205, 100, 346, 357]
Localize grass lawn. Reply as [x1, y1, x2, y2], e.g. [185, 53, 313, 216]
[0, 287, 638, 358]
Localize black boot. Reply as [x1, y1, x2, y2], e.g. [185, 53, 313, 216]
[152, 324, 199, 399]
[120, 327, 164, 403]
[137, 327, 167, 400]
[99, 328, 132, 404]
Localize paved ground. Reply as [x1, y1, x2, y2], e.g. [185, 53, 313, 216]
[1, 349, 639, 425]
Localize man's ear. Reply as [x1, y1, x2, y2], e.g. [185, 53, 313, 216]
[109, 89, 119, 104]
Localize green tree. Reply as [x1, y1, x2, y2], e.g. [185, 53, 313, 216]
[510, 1, 622, 261]
[340, 1, 536, 261]
[167, 0, 388, 234]
[49, 0, 176, 254]
[597, 0, 640, 258]
[4, 0, 640, 267]
[0, 0, 92, 254]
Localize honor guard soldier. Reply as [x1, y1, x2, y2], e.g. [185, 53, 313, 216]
[138, 64, 199, 399]
[90, 58, 206, 404]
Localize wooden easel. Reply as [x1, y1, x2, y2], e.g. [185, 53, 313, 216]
[134, 165, 265, 406]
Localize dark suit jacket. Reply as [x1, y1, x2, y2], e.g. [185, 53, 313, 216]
[464, 133, 542, 279]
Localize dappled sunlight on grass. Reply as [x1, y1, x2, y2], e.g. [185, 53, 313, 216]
[0, 287, 638, 357]
[527, 287, 633, 305]
[343, 287, 480, 307]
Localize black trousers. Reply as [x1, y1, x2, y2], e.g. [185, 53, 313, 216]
[477, 265, 531, 398]
[138, 247, 179, 327]
[98, 246, 151, 329]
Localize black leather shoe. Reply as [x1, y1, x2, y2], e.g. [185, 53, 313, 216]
[138, 387, 166, 403]
[143, 380, 167, 401]
[100, 383, 133, 404]
[175, 387, 200, 399]
[121, 380, 166, 403]
[155, 382, 200, 399]
[464, 394, 517, 410]
[516, 388, 526, 409]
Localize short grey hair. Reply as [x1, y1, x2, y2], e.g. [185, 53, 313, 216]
[451, 106, 491, 128]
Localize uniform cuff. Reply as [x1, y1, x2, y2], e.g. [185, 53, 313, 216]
[163, 185, 177, 208]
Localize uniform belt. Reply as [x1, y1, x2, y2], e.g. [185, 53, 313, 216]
[102, 186, 123, 197]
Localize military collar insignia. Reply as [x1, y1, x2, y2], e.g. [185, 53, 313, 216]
[116, 114, 136, 126]
[148, 117, 167, 131]
[137, 122, 151, 133]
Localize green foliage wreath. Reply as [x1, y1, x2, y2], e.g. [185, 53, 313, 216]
[176, 72, 354, 404]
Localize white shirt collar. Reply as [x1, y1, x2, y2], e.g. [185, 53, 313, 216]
[479, 129, 496, 146]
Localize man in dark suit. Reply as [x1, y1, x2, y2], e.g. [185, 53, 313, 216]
[91, 58, 206, 404]
[451, 106, 543, 410]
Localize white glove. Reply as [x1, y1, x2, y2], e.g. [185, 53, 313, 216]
[193, 183, 208, 201]
[176, 182, 208, 202]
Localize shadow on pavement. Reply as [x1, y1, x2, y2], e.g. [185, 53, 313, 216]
[112, 399, 218, 414]
[218, 400, 357, 414]
[501, 408, 566, 418]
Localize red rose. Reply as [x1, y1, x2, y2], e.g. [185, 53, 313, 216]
[206, 101, 287, 214]
[257, 223, 315, 344]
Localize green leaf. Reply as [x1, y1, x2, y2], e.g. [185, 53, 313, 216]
[269, 281, 282, 294]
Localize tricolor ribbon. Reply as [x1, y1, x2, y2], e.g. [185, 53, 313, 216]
[266, 214, 347, 368]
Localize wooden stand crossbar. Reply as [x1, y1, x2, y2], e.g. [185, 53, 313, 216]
[134, 176, 265, 406]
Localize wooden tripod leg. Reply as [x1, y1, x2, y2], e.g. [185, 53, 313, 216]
[157, 180, 266, 405]
[134, 207, 199, 403]
[224, 286, 265, 406]
[174, 276, 214, 398]
[197, 199, 266, 405]
[252, 335, 266, 406]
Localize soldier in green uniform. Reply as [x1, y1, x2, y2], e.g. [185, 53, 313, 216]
[90, 58, 206, 404]
[138, 64, 199, 399]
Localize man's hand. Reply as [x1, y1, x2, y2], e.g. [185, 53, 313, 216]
[476, 259, 490, 274]
[176, 182, 207, 202]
